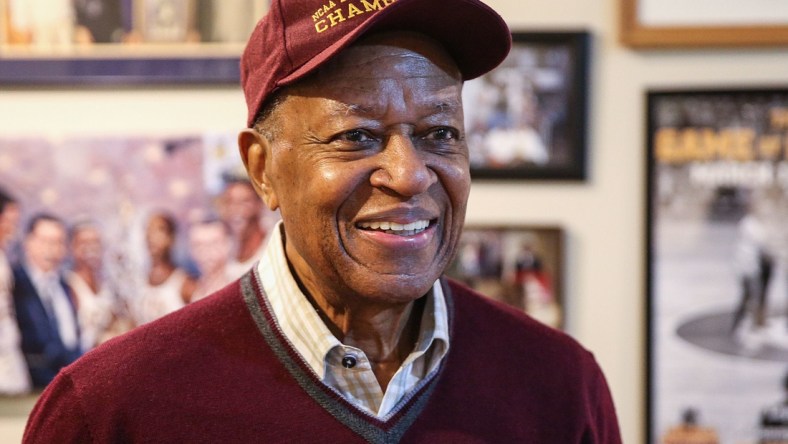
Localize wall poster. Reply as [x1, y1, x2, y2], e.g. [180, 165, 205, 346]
[647, 89, 788, 443]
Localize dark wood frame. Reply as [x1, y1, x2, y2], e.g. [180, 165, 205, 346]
[446, 224, 565, 330]
[646, 87, 788, 443]
[465, 31, 590, 181]
[0, 57, 241, 84]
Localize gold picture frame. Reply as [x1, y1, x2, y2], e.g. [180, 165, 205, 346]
[620, 0, 788, 48]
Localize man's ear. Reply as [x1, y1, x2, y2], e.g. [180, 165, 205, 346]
[238, 129, 279, 211]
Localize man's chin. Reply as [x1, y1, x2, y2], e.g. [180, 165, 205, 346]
[353, 274, 437, 303]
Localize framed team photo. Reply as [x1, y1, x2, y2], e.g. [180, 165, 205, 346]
[647, 88, 788, 443]
[446, 225, 565, 330]
[463, 31, 590, 180]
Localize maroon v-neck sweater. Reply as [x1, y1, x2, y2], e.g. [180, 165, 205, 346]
[24, 272, 621, 443]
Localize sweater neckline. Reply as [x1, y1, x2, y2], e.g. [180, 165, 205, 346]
[239, 269, 454, 442]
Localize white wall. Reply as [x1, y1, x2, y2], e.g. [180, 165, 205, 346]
[3, 0, 788, 442]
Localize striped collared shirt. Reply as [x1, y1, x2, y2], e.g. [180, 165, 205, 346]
[257, 222, 450, 418]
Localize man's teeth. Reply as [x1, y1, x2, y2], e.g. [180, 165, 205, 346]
[358, 220, 430, 235]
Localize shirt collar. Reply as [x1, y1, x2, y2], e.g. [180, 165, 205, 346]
[26, 261, 58, 290]
[257, 221, 450, 379]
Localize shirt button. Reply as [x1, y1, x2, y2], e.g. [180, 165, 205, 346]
[341, 355, 357, 369]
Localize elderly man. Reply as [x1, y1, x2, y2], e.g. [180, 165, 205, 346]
[24, 0, 621, 442]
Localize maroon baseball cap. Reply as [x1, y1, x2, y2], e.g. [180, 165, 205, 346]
[240, 0, 512, 127]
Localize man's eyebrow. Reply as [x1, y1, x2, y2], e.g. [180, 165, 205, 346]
[347, 103, 376, 115]
[433, 100, 462, 114]
[324, 102, 375, 116]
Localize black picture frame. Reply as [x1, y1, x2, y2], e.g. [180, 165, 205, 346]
[0, 0, 270, 85]
[464, 31, 590, 180]
[445, 225, 565, 330]
[646, 88, 788, 443]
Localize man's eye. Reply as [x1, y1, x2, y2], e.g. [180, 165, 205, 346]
[339, 129, 374, 143]
[426, 127, 459, 141]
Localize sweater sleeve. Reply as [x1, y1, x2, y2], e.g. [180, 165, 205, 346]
[584, 357, 622, 444]
[23, 371, 93, 444]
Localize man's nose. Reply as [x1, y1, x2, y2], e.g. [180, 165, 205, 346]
[369, 135, 437, 197]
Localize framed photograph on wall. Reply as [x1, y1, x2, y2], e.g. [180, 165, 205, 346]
[647, 88, 788, 443]
[0, 0, 269, 84]
[621, 0, 788, 47]
[446, 225, 564, 330]
[463, 31, 590, 180]
[0, 131, 280, 401]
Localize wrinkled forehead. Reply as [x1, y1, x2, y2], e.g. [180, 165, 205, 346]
[296, 31, 463, 93]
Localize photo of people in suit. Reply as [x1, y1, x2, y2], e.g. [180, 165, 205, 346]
[0, 132, 278, 393]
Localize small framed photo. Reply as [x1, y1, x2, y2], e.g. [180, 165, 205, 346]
[446, 225, 565, 330]
[0, 0, 269, 84]
[647, 88, 788, 443]
[463, 31, 590, 180]
[620, 0, 788, 47]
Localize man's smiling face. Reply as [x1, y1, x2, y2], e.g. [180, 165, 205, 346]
[248, 32, 469, 307]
